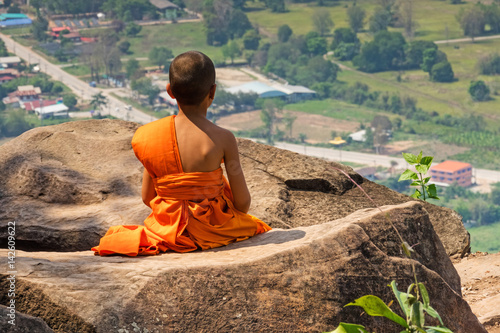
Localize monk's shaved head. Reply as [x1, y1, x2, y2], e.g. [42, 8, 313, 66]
[169, 51, 216, 106]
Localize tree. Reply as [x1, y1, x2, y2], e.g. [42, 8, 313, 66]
[312, 10, 334, 36]
[148, 46, 174, 70]
[32, 12, 49, 42]
[111, 20, 126, 34]
[260, 99, 284, 144]
[90, 92, 108, 114]
[331, 28, 359, 50]
[369, 8, 392, 33]
[63, 94, 78, 110]
[347, 5, 366, 33]
[430, 61, 454, 82]
[405, 40, 437, 69]
[126, 58, 143, 80]
[3, 110, 32, 137]
[227, 9, 252, 39]
[477, 53, 500, 75]
[421, 48, 447, 73]
[131, 77, 160, 105]
[263, 0, 285, 13]
[331, 27, 360, 60]
[243, 30, 261, 50]
[278, 24, 293, 43]
[457, 6, 486, 41]
[118, 41, 131, 54]
[469, 80, 490, 101]
[222, 41, 241, 64]
[125, 22, 142, 37]
[282, 112, 296, 139]
[7, 3, 20, 13]
[305, 31, 327, 56]
[396, 0, 417, 39]
[353, 31, 406, 72]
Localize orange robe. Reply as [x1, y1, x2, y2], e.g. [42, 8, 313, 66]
[91, 115, 271, 256]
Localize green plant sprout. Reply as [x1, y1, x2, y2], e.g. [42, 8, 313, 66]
[328, 281, 453, 333]
[399, 151, 439, 201]
[326, 161, 452, 333]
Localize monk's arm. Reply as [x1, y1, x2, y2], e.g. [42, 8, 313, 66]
[141, 169, 157, 208]
[223, 132, 251, 213]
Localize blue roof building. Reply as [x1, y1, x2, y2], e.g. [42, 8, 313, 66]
[0, 18, 32, 28]
[224, 81, 316, 102]
[225, 81, 287, 99]
[0, 13, 29, 21]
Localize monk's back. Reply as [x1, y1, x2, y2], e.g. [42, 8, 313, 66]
[174, 114, 227, 173]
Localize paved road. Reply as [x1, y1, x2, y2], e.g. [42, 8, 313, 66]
[435, 34, 500, 44]
[0, 33, 155, 124]
[273, 141, 500, 184]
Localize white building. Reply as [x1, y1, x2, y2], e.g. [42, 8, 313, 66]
[35, 103, 69, 119]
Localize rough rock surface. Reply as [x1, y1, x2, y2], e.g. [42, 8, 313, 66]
[455, 252, 500, 332]
[0, 202, 485, 332]
[0, 119, 469, 256]
[0, 305, 55, 332]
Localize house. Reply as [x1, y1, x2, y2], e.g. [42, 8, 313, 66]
[0, 74, 16, 84]
[62, 32, 81, 43]
[22, 99, 58, 112]
[430, 160, 473, 187]
[271, 83, 316, 103]
[2, 95, 20, 108]
[159, 91, 177, 106]
[224, 81, 316, 102]
[150, 0, 180, 18]
[35, 103, 69, 119]
[50, 26, 72, 38]
[349, 129, 366, 142]
[0, 68, 20, 77]
[0, 14, 32, 28]
[225, 81, 288, 99]
[8, 85, 42, 102]
[0, 56, 21, 68]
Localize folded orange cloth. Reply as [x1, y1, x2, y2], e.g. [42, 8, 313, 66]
[91, 116, 271, 256]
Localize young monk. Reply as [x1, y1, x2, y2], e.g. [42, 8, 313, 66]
[92, 51, 271, 256]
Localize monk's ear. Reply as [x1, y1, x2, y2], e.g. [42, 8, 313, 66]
[209, 84, 216, 100]
[166, 83, 176, 99]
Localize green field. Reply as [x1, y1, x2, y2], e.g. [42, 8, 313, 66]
[286, 98, 396, 124]
[468, 222, 500, 253]
[121, 22, 226, 63]
[246, 0, 468, 41]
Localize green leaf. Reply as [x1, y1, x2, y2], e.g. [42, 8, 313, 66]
[426, 184, 438, 199]
[402, 153, 418, 164]
[415, 164, 429, 174]
[418, 283, 430, 308]
[420, 156, 433, 167]
[399, 169, 418, 181]
[423, 305, 444, 326]
[410, 302, 425, 328]
[424, 326, 453, 333]
[402, 241, 414, 258]
[410, 181, 421, 186]
[345, 295, 408, 328]
[390, 281, 410, 317]
[325, 322, 369, 333]
[423, 177, 431, 184]
[417, 151, 423, 163]
[410, 189, 421, 199]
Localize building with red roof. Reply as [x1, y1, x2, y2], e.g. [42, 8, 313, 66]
[430, 160, 473, 187]
[22, 99, 58, 112]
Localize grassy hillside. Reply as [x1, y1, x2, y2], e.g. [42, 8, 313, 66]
[246, 0, 468, 41]
[468, 222, 500, 253]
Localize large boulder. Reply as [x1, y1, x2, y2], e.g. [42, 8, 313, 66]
[0, 119, 469, 256]
[0, 202, 485, 332]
